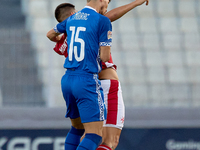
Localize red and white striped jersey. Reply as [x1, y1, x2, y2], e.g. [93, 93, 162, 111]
[53, 33, 68, 58]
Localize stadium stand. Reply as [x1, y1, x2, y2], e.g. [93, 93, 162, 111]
[0, 0, 44, 106]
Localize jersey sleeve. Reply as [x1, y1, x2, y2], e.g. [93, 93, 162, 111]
[99, 16, 112, 47]
[53, 20, 67, 34]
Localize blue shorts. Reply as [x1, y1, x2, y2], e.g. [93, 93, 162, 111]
[61, 69, 106, 123]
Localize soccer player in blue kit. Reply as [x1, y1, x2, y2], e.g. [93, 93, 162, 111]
[47, 0, 112, 149]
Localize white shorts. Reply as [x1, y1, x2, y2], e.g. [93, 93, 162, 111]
[100, 79, 125, 130]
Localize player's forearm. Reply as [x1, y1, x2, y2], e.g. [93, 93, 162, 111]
[105, 1, 138, 22]
[100, 46, 110, 62]
[50, 36, 62, 42]
[105, 0, 148, 22]
[46, 28, 61, 42]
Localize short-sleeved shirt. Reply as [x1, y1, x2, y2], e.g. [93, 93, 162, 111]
[53, 34, 117, 70]
[54, 6, 112, 74]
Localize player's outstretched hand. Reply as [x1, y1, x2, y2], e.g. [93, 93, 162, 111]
[135, 0, 149, 6]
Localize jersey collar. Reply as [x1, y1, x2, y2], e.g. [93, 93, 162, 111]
[84, 6, 97, 12]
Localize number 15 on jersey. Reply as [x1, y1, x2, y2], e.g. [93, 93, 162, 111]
[68, 26, 86, 62]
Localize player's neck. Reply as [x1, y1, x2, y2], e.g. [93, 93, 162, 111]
[86, 1, 101, 13]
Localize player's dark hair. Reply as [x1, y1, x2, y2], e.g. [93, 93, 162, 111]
[55, 3, 75, 22]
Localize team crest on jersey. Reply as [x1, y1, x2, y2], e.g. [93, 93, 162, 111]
[107, 31, 112, 40]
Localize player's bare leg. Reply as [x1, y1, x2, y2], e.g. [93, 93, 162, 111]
[80, 121, 104, 141]
[64, 117, 84, 150]
[71, 117, 84, 129]
[101, 127, 121, 150]
[76, 121, 104, 150]
[83, 121, 104, 137]
[81, 126, 121, 150]
[65, 119, 104, 150]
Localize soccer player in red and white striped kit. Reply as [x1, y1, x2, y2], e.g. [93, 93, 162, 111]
[51, 0, 149, 149]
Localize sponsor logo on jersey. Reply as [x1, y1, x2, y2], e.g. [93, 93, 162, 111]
[59, 39, 67, 54]
[73, 12, 90, 20]
[107, 31, 112, 40]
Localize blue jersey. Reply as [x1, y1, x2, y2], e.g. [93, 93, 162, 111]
[54, 6, 112, 74]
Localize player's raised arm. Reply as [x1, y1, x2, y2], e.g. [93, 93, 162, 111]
[47, 18, 67, 42]
[46, 28, 61, 42]
[105, 0, 149, 22]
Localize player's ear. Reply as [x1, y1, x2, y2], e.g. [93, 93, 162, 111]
[70, 12, 75, 16]
[71, 9, 77, 16]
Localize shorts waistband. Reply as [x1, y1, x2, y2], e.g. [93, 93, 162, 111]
[65, 69, 98, 77]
